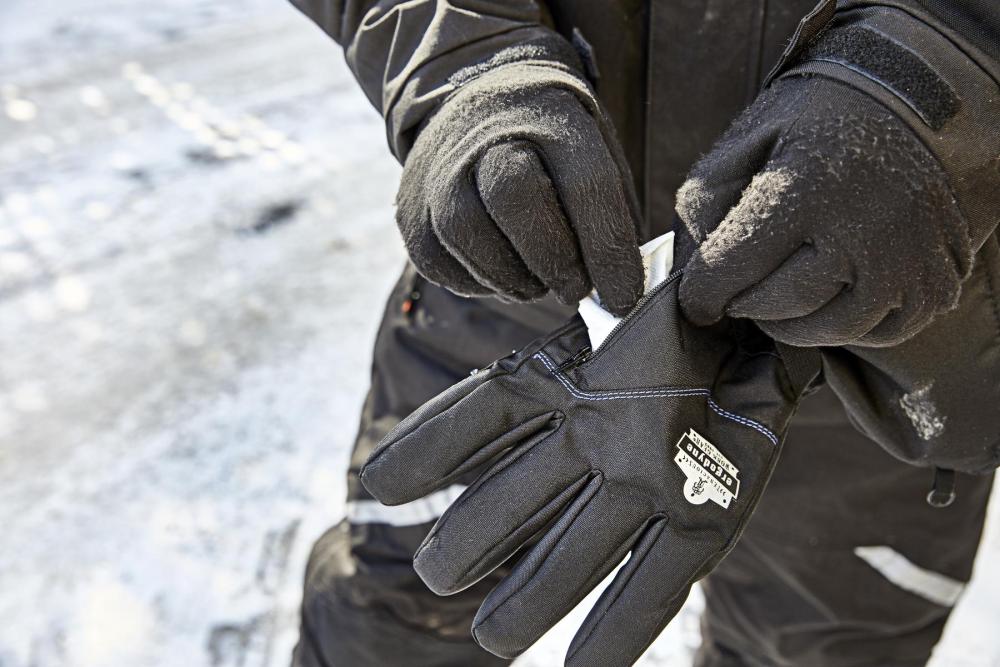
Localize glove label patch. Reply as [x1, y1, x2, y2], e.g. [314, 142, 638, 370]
[675, 429, 740, 509]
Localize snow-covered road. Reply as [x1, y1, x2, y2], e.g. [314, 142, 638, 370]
[0, 2, 997, 666]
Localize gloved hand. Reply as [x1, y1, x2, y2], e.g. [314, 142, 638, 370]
[397, 61, 645, 316]
[676, 66, 973, 347]
[360, 273, 818, 665]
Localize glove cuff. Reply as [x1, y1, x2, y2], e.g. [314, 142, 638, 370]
[447, 33, 589, 91]
[389, 27, 590, 161]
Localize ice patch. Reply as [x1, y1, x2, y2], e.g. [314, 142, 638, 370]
[899, 384, 946, 440]
[53, 275, 93, 312]
[68, 571, 156, 667]
[5, 98, 37, 122]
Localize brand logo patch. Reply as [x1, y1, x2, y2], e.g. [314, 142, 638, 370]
[674, 429, 740, 509]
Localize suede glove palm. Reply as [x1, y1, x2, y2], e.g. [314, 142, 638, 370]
[360, 274, 816, 666]
[397, 61, 645, 316]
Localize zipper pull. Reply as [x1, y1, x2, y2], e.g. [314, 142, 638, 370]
[556, 346, 592, 373]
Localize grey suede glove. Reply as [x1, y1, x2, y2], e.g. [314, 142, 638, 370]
[396, 62, 645, 316]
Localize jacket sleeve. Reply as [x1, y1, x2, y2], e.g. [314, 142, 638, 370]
[820, 238, 1000, 475]
[287, 0, 581, 161]
[769, 1, 1000, 473]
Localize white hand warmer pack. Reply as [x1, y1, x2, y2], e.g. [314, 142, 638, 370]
[579, 232, 675, 350]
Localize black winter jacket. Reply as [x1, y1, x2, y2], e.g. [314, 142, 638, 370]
[292, 0, 1000, 474]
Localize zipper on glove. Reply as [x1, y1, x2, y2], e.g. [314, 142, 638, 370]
[582, 270, 683, 368]
[556, 346, 592, 373]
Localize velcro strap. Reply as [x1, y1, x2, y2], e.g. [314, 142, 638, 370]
[771, 6, 1000, 251]
[805, 25, 958, 129]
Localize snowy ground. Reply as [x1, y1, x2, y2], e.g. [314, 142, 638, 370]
[0, 2, 997, 666]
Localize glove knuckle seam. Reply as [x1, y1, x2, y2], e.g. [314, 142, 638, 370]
[535, 352, 778, 445]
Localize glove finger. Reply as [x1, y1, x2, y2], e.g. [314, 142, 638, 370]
[432, 162, 546, 301]
[413, 436, 592, 595]
[856, 299, 940, 347]
[471, 487, 644, 659]
[856, 252, 963, 346]
[534, 102, 644, 316]
[360, 370, 559, 505]
[396, 168, 490, 297]
[725, 242, 853, 321]
[673, 97, 785, 265]
[757, 281, 901, 347]
[477, 141, 591, 305]
[679, 165, 804, 326]
[566, 522, 707, 667]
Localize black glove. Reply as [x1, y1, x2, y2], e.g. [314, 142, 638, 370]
[676, 74, 970, 347]
[360, 274, 817, 665]
[396, 57, 645, 316]
[674, 5, 1000, 347]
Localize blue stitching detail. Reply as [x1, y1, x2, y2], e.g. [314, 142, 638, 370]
[534, 352, 779, 446]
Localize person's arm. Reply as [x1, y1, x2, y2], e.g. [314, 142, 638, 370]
[867, 0, 1000, 69]
[289, 1, 559, 159]
[672, 0, 1000, 475]
[818, 0, 1000, 480]
[675, 0, 1000, 346]
[289, 0, 646, 313]
[822, 239, 1000, 478]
